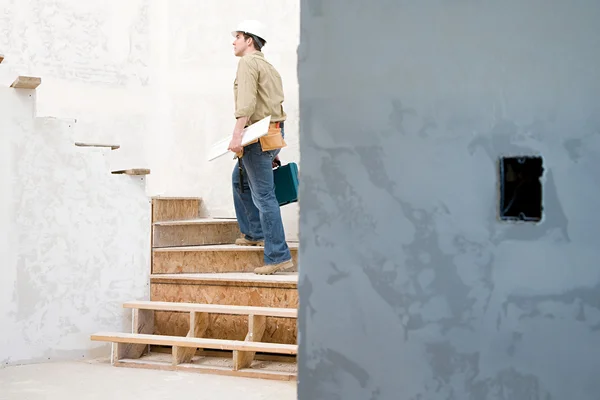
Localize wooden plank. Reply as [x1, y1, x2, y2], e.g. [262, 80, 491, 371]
[152, 243, 298, 274]
[115, 358, 296, 381]
[10, 76, 41, 89]
[154, 218, 237, 226]
[91, 332, 297, 355]
[154, 242, 299, 252]
[111, 168, 150, 175]
[152, 221, 240, 248]
[124, 301, 297, 318]
[150, 345, 297, 364]
[111, 343, 119, 365]
[118, 309, 154, 360]
[151, 198, 201, 223]
[150, 272, 298, 288]
[75, 142, 120, 150]
[0, 54, 4, 64]
[173, 312, 208, 365]
[234, 315, 267, 370]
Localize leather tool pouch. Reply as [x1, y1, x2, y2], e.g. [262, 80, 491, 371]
[259, 123, 287, 151]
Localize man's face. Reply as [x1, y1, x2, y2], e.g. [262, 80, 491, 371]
[233, 32, 249, 57]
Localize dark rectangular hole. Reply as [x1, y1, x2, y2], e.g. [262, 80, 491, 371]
[499, 156, 543, 222]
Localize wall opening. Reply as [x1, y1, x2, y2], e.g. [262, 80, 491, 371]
[499, 156, 543, 222]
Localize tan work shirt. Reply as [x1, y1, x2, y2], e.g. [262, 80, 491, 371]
[234, 51, 286, 125]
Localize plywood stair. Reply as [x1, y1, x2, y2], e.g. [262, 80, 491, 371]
[91, 197, 299, 380]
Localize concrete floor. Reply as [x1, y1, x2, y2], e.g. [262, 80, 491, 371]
[0, 359, 296, 400]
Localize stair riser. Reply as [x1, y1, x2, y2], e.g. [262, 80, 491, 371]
[151, 198, 201, 223]
[152, 248, 299, 274]
[150, 283, 297, 345]
[153, 223, 241, 247]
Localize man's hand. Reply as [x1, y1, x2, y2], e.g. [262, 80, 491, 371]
[228, 135, 243, 154]
[272, 155, 281, 168]
[229, 117, 249, 154]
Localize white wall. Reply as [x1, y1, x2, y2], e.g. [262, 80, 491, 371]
[0, 0, 300, 238]
[0, 0, 300, 365]
[144, 0, 301, 239]
[0, 88, 150, 365]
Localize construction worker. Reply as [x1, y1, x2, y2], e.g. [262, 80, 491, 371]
[228, 20, 293, 275]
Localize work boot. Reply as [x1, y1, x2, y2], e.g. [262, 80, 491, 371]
[254, 259, 294, 275]
[235, 237, 264, 246]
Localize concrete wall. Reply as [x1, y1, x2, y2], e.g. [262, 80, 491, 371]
[298, 1, 600, 399]
[0, 88, 150, 365]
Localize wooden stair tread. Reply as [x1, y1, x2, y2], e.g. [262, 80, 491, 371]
[124, 300, 297, 318]
[75, 142, 120, 150]
[150, 272, 297, 288]
[153, 242, 299, 252]
[112, 168, 151, 176]
[10, 76, 41, 89]
[151, 196, 202, 200]
[91, 332, 297, 354]
[154, 218, 238, 227]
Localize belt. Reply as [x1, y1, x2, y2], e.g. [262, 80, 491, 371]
[245, 121, 284, 129]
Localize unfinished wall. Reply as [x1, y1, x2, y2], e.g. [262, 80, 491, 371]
[298, 1, 600, 399]
[0, 0, 154, 366]
[0, 87, 151, 365]
[0, 0, 156, 171]
[0, 0, 299, 365]
[0, 0, 300, 239]
[1, 0, 300, 238]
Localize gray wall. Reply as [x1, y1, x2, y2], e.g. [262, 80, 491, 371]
[297, 1, 600, 399]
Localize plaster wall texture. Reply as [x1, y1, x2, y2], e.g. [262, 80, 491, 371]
[0, 87, 150, 366]
[298, 1, 600, 399]
[0, 0, 299, 365]
[1, 0, 300, 238]
[0, 0, 154, 170]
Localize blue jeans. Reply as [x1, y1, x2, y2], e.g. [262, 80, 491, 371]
[232, 125, 291, 265]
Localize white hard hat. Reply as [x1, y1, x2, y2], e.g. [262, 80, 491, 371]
[232, 20, 268, 42]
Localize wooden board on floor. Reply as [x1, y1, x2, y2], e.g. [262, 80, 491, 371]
[115, 351, 296, 381]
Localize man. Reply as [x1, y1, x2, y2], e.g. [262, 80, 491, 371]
[228, 20, 293, 275]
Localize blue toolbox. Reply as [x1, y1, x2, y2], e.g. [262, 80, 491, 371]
[273, 162, 299, 206]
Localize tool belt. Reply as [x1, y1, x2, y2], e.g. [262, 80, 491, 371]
[236, 121, 286, 194]
[235, 121, 286, 158]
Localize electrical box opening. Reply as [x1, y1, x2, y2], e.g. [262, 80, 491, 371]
[499, 156, 543, 222]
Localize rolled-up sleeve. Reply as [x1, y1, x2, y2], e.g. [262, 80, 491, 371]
[234, 57, 258, 118]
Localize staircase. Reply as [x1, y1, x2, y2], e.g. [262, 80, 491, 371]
[91, 197, 299, 381]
